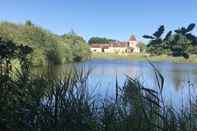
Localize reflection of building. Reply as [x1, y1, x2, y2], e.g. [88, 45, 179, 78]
[90, 35, 140, 54]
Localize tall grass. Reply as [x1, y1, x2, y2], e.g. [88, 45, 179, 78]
[0, 61, 196, 131]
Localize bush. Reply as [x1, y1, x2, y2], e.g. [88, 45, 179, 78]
[0, 21, 90, 66]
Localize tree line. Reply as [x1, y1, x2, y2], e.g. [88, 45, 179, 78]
[0, 21, 90, 66]
[144, 23, 197, 58]
[88, 37, 116, 44]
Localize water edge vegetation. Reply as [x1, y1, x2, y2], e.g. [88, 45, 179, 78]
[91, 53, 197, 64]
[0, 33, 196, 131]
[0, 21, 90, 66]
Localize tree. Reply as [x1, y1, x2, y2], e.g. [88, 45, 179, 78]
[143, 25, 172, 55]
[169, 23, 197, 58]
[137, 42, 146, 53]
[25, 20, 34, 26]
[68, 28, 77, 36]
[0, 38, 33, 75]
[167, 34, 191, 58]
[0, 21, 90, 66]
[143, 23, 197, 59]
[62, 34, 86, 43]
[62, 34, 90, 62]
[88, 37, 115, 44]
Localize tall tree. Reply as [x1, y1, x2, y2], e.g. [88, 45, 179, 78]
[168, 23, 196, 58]
[143, 23, 197, 58]
[88, 37, 115, 44]
[137, 42, 146, 53]
[143, 25, 172, 55]
[25, 20, 34, 26]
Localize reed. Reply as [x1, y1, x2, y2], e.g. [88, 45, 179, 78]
[0, 61, 196, 131]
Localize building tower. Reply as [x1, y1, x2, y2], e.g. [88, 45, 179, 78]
[128, 35, 137, 48]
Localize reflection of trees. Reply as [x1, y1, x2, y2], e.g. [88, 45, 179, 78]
[32, 64, 78, 80]
[150, 64, 185, 91]
[32, 65, 63, 79]
[90, 62, 140, 78]
[191, 69, 197, 75]
[170, 70, 184, 91]
[170, 67, 197, 91]
[32, 61, 197, 93]
[158, 63, 191, 91]
[191, 69, 197, 89]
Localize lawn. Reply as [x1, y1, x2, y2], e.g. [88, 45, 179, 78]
[91, 53, 197, 64]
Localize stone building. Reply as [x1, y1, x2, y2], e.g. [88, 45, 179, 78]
[90, 35, 140, 54]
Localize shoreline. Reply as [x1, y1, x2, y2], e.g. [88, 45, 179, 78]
[91, 53, 197, 64]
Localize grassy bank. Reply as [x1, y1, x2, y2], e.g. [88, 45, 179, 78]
[91, 53, 197, 64]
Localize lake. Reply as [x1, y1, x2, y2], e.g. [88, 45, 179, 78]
[34, 59, 197, 108]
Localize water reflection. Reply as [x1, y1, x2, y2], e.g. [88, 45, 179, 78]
[32, 59, 197, 107]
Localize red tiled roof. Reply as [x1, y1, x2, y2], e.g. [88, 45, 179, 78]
[129, 35, 137, 41]
[91, 44, 110, 48]
[111, 42, 128, 47]
[91, 42, 128, 48]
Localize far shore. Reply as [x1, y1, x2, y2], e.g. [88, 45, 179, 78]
[91, 53, 197, 64]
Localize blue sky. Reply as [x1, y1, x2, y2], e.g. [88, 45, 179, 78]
[0, 0, 197, 42]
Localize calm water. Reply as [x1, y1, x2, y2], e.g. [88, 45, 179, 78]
[34, 59, 197, 108]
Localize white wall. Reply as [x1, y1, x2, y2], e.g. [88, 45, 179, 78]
[133, 47, 140, 53]
[91, 46, 140, 53]
[129, 40, 137, 48]
[90, 48, 102, 53]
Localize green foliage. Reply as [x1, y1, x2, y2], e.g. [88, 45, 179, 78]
[62, 33, 86, 43]
[137, 42, 146, 52]
[143, 25, 172, 55]
[0, 21, 90, 66]
[88, 37, 115, 44]
[167, 34, 192, 58]
[31, 48, 46, 66]
[143, 23, 197, 58]
[62, 34, 90, 62]
[25, 20, 34, 26]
